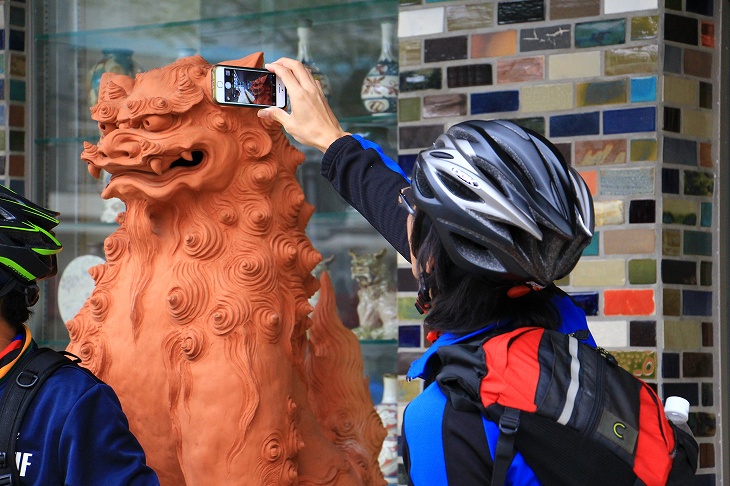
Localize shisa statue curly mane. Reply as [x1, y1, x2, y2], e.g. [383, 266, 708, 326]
[66, 53, 386, 486]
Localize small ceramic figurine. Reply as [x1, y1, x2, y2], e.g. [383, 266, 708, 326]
[349, 248, 398, 340]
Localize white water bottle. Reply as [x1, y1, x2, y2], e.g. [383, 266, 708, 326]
[665, 396, 693, 436]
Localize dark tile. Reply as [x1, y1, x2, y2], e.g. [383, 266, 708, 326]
[397, 351, 424, 375]
[699, 82, 712, 109]
[424, 36, 468, 63]
[630, 320, 656, 347]
[663, 106, 681, 132]
[603, 107, 656, 134]
[447, 64, 492, 88]
[397, 267, 418, 292]
[701, 322, 713, 347]
[507, 117, 546, 136]
[8, 30, 24, 52]
[682, 290, 713, 316]
[701, 383, 714, 407]
[549, 112, 600, 137]
[662, 382, 698, 405]
[683, 352, 713, 377]
[471, 90, 519, 114]
[663, 137, 697, 166]
[399, 125, 445, 150]
[398, 325, 423, 348]
[684, 170, 714, 196]
[662, 353, 680, 378]
[629, 199, 655, 223]
[686, 0, 714, 16]
[684, 49, 713, 78]
[699, 444, 715, 468]
[662, 168, 680, 194]
[665, 0, 681, 10]
[700, 261, 712, 286]
[684, 230, 712, 256]
[567, 292, 598, 316]
[9, 6, 25, 27]
[498, 0, 545, 24]
[664, 44, 682, 74]
[8, 179, 23, 197]
[519, 25, 572, 52]
[398, 154, 418, 179]
[664, 14, 698, 45]
[554, 142, 572, 164]
[575, 19, 625, 48]
[661, 260, 697, 285]
[0, 31, 4, 50]
[688, 412, 716, 438]
[400, 68, 442, 93]
[550, 0, 599, 19]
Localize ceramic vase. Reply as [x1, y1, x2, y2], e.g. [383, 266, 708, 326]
[361, 21, 398, 115]
[376, 373, 399, 481]
[297, 19, 331, 100]
[87, 48, 143, 109]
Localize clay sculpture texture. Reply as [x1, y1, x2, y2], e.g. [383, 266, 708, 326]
[66, 53, 386, 486]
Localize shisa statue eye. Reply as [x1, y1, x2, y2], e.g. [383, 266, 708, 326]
[142, 114, 175, 132]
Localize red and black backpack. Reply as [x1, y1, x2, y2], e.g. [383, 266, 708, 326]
[436, 327, 698, 486]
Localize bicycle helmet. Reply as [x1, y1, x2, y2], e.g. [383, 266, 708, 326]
[411, 119, 593, 287]
[0, 185, 62, 303]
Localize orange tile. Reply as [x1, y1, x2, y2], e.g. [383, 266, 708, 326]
[472, 31, 517, 58]
[578, 170, 597, 195]
[604, 289, 655, 316]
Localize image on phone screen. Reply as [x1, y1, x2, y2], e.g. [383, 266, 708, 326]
[224, 68, 276, 106]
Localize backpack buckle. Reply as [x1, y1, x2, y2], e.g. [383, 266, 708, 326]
[499, 408, 520, 435]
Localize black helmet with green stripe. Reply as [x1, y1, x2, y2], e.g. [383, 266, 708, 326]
[0, 185, 62, 306]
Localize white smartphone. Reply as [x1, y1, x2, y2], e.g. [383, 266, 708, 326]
[212, 64, 287, 108]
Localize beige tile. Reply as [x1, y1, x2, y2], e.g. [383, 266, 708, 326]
[663, 76, 698, 106]
[399, 40, 422, 66]
[549, 51, 601, 79]
[604, 229, 656, 254]
[446, 3, 494, 31]
[521, 83, 574, 112]
[604, 45, 658, 76]
[682, 110, 713, 139]
[662, 229, 681, 256]
[664, 320, 702, 350]
[575, 139, 627, 166]
[398, 8, 445, 38]
[588, 320, 628, 347]
[572, 259, 626, 286]
[594, 200, 625, 226]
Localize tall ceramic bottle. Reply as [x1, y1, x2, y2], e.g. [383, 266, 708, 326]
[361, 21, 398, 115]
[297, 19, 331, 100]
[376, 373, 399, 482]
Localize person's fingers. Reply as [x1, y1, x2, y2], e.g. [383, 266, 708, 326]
[268, 58, 318, 91]
[257, 107, 290, 126]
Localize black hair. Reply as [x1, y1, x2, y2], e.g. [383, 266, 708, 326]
[410, 211, 560, 334]
[0, 290, 32, 332]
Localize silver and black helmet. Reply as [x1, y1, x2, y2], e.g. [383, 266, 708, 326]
[411, 119, 593, 287]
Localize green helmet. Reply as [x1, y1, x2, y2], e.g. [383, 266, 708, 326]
[0, 185, 62, 305]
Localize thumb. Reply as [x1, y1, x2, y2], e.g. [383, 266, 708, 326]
[257, 107, 287, 125]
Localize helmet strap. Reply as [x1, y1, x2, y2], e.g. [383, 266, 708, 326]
[415, 272, 432, 315]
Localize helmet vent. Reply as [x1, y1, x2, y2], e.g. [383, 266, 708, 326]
[415, 165, 435, 199]
[437, 171, 481, 202]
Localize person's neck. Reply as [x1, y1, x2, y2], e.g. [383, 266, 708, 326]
[0, 318, 19, 351]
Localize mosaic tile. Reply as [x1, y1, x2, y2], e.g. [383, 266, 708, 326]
[472, 30, 517, 58]
[662, 229, 681, 256]
[683, 49, 712, 78]
[629, 320, 656, 347]
[604, 0, 658, 14]
[8, 105, 23, 128]
[662, 168, 679, 194]
[399, 0, 421, 7]
[399, 39, 422, 66]
[688, 412, 716, 438]
[629, 199, 656, 223]
[682, 290, 712, 317]
[700, 261, 712, 286]
[554, 142, 572, 164]
[398, 325, 422, 348]
[686, 0, 714, 17]
[398, 7, 445, 37]
[549, 0, 599, 19]
[664, 14, 698, 45]
[9, 53, 25, 77]
[575, 19, 625, 48]
[698, 82, 712, 109]
[422, 93, 467, 118]
[519, 25, 572, 52]
[567, 292, 598, 315]
[446, 3, 494, 31]
[588, 320, 628, 348]
[549, 112, 599, 137]
[700, 202, 712, 227]
[663, 383, 699, 405]
[0, 53, 4, 75]
[397, 269, 418, 292]
[471, 90, 519, 114]
[0, 107, 4, 127]
[601, 168, 654, 196]
[8, 80, 25, 102]
[662, 353, 680, 378]
[399, 124, 445, 150]
[630, 76, 656, 102]
[603, 106, 656, 134]
[683, 353, 713, 377]
[549, 51, 600, 79]
[663, 137, 697, 166]
[663, 198, 698, 225]
[497, 56, 543, 84]
[521, 83, 573, 112]
[604, 289, 654, 316]
[684, 170, 713, 196]
[614, 350, 656, 379]
[425, 36, 467, 62]
[8, 155, 23, 176]
[603, 229, 654, 254]
[663, 106, 681, 133]
[397, 351, 424, 375]
[630, 139, 657, 162]
[661, 259, 697, 285]
[8, 130, 23, 151]
[579, 170, 598, 195]
[398, 154, 418, 177]
[576, 79, 627, 106]
[663, 45, 682, 74]
[8, 180, 24, 197]
[0, 31, 4, 51]
[663, 75, 697, 106]
[628, 259, 656, 284]
[0, 133, 5, 151]
[8, 29, 23, 52]
[447, 63, 493, 88]
[604, 45, 658, 76]
[398, 97, 421, 123]
[682, 110, 713, 139]
[699, 443, 714, 468]
[684, 231, 712, 256]
[8, 6, 24, 27]
[497, 0, 545, 24]
[663, 288, 681, 316]
[594, 200, 624, 226]
[702, 321, 713, 346]
[631, 16, 659, 40]
[701, 383, 714, 407]
[701, 21, 715, 48]
[575, 139, 626, 166]
[571, 260, 625, 287]
[699, 143, 712, 168]
[397, 378, 422, 403]
[400, 68, 442, 92]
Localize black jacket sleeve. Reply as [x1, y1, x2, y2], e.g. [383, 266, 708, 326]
[320, 136, 411, 260]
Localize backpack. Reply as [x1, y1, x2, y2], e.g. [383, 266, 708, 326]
[0, 347, 77, 486]
[436, 327, 699, 486]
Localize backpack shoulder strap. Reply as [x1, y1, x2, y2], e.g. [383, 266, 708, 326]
[0, 348, 73, 485]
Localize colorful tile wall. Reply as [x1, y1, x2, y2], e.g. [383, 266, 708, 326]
[396, 0, 723, 479]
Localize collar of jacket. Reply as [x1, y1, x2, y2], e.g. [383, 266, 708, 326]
[0, 325, 33, 383]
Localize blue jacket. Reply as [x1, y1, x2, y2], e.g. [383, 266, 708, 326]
[0, 329, 159, 485]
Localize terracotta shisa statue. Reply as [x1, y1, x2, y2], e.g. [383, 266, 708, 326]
[66, 53, 386, 486]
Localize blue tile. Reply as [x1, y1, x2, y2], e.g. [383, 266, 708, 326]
[684, 231, 712, 256]
[549, 112, 600, 137]
[0, 106, 5, 125]
[9, 80, 25, 102]
[575, 19, 625, 48]
[662, 382, 698, 405]
[631, 76, 657, 102]
[686, 0, 713, 16]
[399, 154, 418, 178]
[603, 107, 656, 134]
[8, 179, 24, 197]
[567, 292, 598, 316]
[582, 231, 599, 256]
[471, 90, 519, 114]
[398, 325, 423, 348]
[663, 137, 697, 166]
[682, 290, 712, 316]
[8, 30, 24, 52]
[664, 45, 682, 74]
[700, 202, 712, 227]
[662, 353, 680, 378]
[662, 168, 679, 194]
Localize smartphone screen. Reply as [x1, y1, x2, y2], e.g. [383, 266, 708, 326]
[213, 66, 286, 108]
